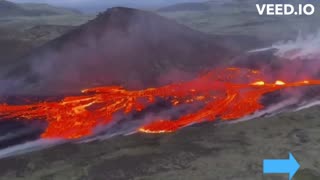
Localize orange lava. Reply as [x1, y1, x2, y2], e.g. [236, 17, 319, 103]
[0, 68, 319, 139]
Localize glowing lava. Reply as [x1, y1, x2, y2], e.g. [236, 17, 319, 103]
[275, 80, 286, 86]
[0, 68, 319, 139]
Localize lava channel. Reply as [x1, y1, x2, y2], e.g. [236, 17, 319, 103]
[0, 68, 319, 139]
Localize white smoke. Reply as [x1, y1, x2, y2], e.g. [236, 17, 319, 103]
[0, 139, 65, 159]
[249, 30, 320, 111]
[78, 103, 198, 143]
[225, 98, 299, 124]
[295, 100, 320, 111]
[250, 30, 320, 60]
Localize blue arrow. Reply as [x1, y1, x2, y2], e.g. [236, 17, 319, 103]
[263, 153, 300, 180]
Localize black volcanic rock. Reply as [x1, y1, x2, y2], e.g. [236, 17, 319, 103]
[3, 7, 236, 95]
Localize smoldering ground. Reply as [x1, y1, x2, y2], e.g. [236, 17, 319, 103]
[0, 100, 205, 159]
[0, 7, 228, 158]
[249, 30, 320, 105]
[0, 47, 319, 160]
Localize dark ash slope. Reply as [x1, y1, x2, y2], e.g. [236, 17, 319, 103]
[3, 7, 236, 95]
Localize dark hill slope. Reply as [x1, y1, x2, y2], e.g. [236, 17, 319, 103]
[3, 7, 236, 95]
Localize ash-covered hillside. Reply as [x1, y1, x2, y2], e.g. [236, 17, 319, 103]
[3, 7, 237, 95]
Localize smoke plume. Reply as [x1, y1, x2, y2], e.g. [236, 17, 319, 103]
[247, 30, 320, 113]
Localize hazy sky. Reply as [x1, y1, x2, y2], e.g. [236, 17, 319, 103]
[10, 0, 207, 13]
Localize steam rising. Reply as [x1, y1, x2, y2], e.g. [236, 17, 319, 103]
[0, 139, 64, 159]
[0, 12, 319, 159]
[249, 31, 320, 113]
[251, 30, 320, 61]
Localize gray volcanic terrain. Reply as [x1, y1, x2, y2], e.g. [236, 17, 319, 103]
[159, 0, 320, 44]
[0, 0, 81, 17]
[0, 0, 92, 29]
[0, 1, 319, 180]
[0, 6, 246, 153]
[2, 7, 239, 95]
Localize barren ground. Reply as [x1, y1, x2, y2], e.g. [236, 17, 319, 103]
[0, 2, 319, 180]
[0, 107, 319, 180]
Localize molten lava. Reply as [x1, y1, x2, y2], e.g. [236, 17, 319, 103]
[0, 68, 319, 139]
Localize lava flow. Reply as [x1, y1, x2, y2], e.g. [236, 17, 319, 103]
[0, 68, 319, 139]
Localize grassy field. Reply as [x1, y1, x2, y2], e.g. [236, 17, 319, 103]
[0, 15, 93, 29]
[158, 1, 320, 45]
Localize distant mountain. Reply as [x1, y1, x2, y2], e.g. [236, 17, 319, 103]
[46, 0, 209, 13]
[20, 3, 82, 15]
[0, 0, 26, 17]
[2, 7, 236, 95]
[158, 2, 210, 12]
[0, 0, 82, 17]
[157, 0, 254, 12]
[158, 0, 319, 13]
